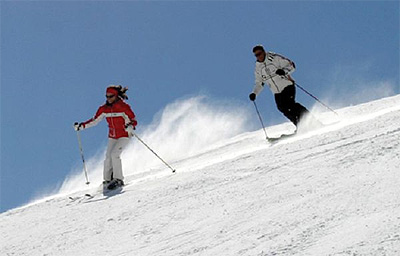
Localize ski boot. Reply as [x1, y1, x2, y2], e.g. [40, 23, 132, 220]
[107, 179, 124, 190]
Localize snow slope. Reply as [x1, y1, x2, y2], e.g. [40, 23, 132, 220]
[1, 95, 400, 256]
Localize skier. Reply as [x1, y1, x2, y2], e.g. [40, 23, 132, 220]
[249, 45, 310, 127]
[74, 85, 137, 190]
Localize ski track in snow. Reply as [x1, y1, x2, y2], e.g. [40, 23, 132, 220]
[1, 95, 400, 256]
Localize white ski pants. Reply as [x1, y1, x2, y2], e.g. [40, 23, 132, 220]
[104, 137, 130, 181]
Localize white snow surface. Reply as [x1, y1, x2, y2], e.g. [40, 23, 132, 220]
[1, 95, 400, 256]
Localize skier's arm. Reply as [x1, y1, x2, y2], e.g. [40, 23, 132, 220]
[119, 102, 137, 129]
[273, 53, 296, 75]
[125, 106, 137, 128]
[81, 107, 105, 129]
[252, 68, 265, 96]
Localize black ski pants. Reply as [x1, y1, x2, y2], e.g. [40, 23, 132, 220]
[274, 84, 309, 126]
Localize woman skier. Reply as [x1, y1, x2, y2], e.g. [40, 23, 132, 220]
[74, 85, 137, 190]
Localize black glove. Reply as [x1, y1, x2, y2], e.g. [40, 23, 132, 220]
[275, 69, 286, 76]
[74, 122, 83, 131]
[125, 123, 136, 130]
[249, 93, 256, 101]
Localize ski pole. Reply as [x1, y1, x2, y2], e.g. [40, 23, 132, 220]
[252, 101, 270, 140]
[295, 82, 339, 116]
[75, 128, 90, 185]
[131, 131, 176, 173]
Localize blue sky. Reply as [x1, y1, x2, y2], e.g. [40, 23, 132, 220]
[1, 1, 399, 212]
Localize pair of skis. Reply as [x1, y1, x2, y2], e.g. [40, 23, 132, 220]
[69, 182, 124, 202]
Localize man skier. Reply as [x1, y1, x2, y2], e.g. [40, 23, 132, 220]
[74, 85, 137, 190]
[249, 45, 310, 127]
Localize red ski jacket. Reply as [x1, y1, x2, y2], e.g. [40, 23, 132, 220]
[82, 99, 137, 139]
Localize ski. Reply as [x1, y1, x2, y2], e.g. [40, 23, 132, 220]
[268, 132, 296, 142]
[67, 184, 104, 203]
[68, 193, 93, 202]
[68, 196, 80, 201]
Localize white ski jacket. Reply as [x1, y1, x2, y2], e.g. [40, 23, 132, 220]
[252, 52, 296, 95]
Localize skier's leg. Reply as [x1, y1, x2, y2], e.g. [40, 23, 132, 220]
[289, 84, 308, 122]
[275, 85, 299, 125]
[294, 102, 309, 118]
[103, 138, 117, 182]
[276, 85, 312, 126]
[290, 86, 324, 127]
[110, 137, 130, 181]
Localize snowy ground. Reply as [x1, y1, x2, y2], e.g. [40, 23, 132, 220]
[1, 95, 400, 256]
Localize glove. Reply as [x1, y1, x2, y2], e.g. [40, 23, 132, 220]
[125, 122, 137, 131]
[275, 69, 286, 76]
[249, 93, 256, 101]
[74, 122, 84, 131]
[125, 120, 137, 129]
[125, 123, 136, 137]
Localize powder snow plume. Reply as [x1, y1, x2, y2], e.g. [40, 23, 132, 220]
[57, 95, 252, 194]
